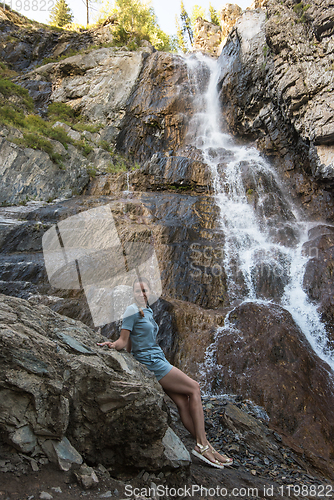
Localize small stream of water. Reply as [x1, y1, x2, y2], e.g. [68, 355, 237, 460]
[185, 53, 334, 373]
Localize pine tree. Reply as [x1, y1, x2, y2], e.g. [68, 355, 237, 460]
[49, 0, 73, 27]
[175, 14, 187, 53]
[180, 1, 193, 47]
[209, 3, 221, 27]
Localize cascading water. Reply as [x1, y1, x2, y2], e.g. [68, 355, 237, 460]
[184, 53, 334, 378]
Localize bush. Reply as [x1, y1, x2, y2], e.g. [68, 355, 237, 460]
[0, 79, 34, 111]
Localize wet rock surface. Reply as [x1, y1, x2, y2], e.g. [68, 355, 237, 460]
[175, 301, 334, 479]
[218, 0, 334, 219]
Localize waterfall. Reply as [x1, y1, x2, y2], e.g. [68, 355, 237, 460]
[185, 53, 334, 373]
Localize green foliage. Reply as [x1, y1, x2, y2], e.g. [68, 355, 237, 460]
[47, 102, 103, 133]
[293, 2, 310, 22]
[175, 14, 187, 53]
[98, 140, 114, 153]
[0, 62, 17, 79]
[0, 79, 34, 111]
[13, 133, 64, 165]
[106, 160, 127, 173]
[209, 3, 220, 27]
[74, 139, 94, 157]
[180, 1, 193, 48]
[49, 0, 73, 27]
[47, 102, 77, 122]
[0, 105, 26, 128]
[191, 5, 207, 27]
[97, 0, 173, 52]
[87, 165, 98, 177]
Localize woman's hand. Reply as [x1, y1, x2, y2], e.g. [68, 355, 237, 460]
[97, 341, 116, 349]
[97, 330, 130, 351]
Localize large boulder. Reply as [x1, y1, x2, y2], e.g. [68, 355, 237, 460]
[0, 294, 190, 471]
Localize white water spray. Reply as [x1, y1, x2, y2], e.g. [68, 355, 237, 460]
[185, 53, 334, 373]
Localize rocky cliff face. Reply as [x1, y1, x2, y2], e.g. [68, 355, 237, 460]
[218, 0, 334, 218]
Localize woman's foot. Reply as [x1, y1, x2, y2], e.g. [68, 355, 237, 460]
[208, 443, 233, 466]
[192, 443, 225, 469]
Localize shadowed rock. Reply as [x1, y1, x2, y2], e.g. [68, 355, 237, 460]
[0, 294, 191, 471]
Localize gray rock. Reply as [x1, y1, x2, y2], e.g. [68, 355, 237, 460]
[9, 425, 37, 453]
[52, 122, 81, 142]
[0, 132, 89, 205]
[0, 294, 185, 471]
[41, 437, 83, 472]
[161, 427, 191, 468]
[218, 0, 334, 180]
[73, 464, 99, 489]
[20, 48, 149, 127]
[39, 493, 53, 500]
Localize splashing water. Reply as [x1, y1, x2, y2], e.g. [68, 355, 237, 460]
[185, 53, 334, 373]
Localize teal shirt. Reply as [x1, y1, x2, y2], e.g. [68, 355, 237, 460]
[121, 303, 159, 354]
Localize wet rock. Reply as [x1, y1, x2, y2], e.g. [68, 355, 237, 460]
[303, 225, 334, 341]
[175, 301, 334, 479]
[116, 52, 193, 163]
[217, 0, 334, 217]
[129, 153, 212, 193]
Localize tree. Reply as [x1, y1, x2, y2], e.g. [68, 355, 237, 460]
[96, 0, 173, 51]
[49, 0, 73, 27]
[180, 0, 194, 47]
[191, 4, 207, 27]
[209, 3, 221, 27]
[175, 14, 187, 53]
[180, 1, 193, 47]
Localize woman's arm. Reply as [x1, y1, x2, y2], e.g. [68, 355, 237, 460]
[97, 329, 131, 351]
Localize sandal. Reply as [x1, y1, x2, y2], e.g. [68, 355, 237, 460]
[191, 443, 225, 469]
[209, 443, 233, 466]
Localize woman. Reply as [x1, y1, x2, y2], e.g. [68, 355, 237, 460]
[97, 277, 233, 469]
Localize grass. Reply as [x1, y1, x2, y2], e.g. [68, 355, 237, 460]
[46, 102, 103, 133]
[13, 133, 64, 165]
[293, 2, 310, 22]
[0, 78, 34, 111]
[106, 159, 127, 173]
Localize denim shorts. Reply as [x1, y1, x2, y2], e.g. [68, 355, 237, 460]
[133, 347, 173, 381]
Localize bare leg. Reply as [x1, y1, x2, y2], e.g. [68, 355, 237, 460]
[159, 367, 231, 466]
[164, 390, 196, 437]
